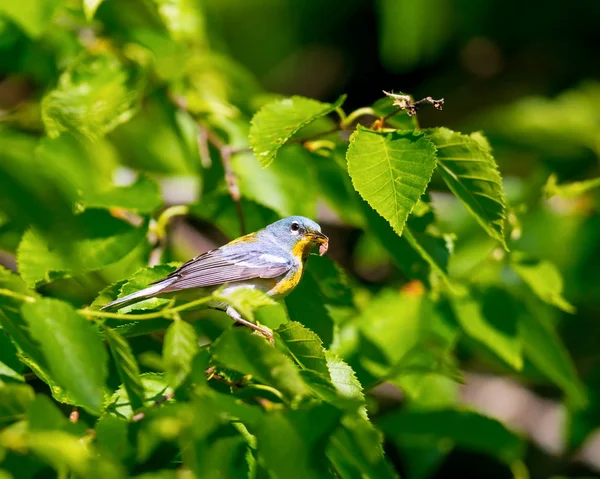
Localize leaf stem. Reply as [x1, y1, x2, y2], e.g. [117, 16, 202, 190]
[341, 107, 377, 128]
[149, 205, 190, 266]
[0, 288, 36, 303]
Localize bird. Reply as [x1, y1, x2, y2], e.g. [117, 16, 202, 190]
[100, 216, 329, 341]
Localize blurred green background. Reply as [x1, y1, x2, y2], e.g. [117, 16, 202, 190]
[2, 1, 600, 478]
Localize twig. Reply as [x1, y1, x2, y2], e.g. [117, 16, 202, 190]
[382, 90, 444, 117]
[200, 125, 247, 236]
[131, 391, 175, 422]
[148, 205, 190, 267]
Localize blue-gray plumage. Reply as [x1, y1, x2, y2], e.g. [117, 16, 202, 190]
[100, 216, 328, 341]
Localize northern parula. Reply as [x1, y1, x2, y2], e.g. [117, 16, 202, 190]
[101, 216, 329, 340]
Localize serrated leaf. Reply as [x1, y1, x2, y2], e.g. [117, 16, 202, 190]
[326, 352, 365, 404]
[0, 384, 34, 426]
[80, 176, 162, 214]
[17, 211, 148, 287]
[426, 127, 508, 249]
[249, 95, 345, 167]
[276, 322, 329, 376]
[511, 252, 575, 313]
[163, 320, 199, 389]
[211, 328, 308, 401]
[0, 331, 24, 384]
[102, 326, 145, 411]
[42, 54, 142, 141]
[21, 299, 108, 414]
[214, 288, 276, 322]
[378, 408, 525, 465]
[328, 414, 398, 479]
[347, 127, 437, 236]
[449, 286, 523, 370]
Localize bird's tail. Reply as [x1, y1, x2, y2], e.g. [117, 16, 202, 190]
[100, 276, 178, 311]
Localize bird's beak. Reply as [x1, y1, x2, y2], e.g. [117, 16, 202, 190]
[308, 232, 329, 256]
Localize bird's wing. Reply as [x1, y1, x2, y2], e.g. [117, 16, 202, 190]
[160, 244, 293, 291]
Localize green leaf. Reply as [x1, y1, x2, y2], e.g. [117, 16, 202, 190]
[163, 319, 199, 389]
[214, 288, 276, 322]
[519, 311, 586, 408]
[0, 332, 24, 384]
[511, 252, 575, 313]
[276, 322, 329, 376]
[112, 264, 179, 313]
[449, 286, 523, 370]
[285, 270, 335, 347]
[211, 328, 308, 401]
[105, 373, 173, 420]
[255, 403, 342, 479]
[326, 352, 365, 405]
[0, 0, 59, 37]
[328, 414, 398, 479]
[95, 415, 132, 462]
[0, 384, 34, 426]
[249, 95, 346, 167]
[83, 0, 104, 19]
[102, 325, 145, 411]
[42, 54, 142, 141]
[425, 127, 508, 249]
[80, 176, 162, 214]
[232, 147, 318, 218]
[377, 408, 525, 465]
[17, 211, 148, 288]
[543, 173, 600, 199]
[21, 298, 108, 414]
[347, 127, 437, 236]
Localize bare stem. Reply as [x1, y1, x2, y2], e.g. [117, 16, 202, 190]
[200, 125, 247, 236]
[340, 107, 377, 128]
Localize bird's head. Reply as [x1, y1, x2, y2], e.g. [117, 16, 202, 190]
[264, 216, 329, 258]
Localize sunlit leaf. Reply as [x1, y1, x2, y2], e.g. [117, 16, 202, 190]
[0, 0, 59, 37]
[105, 373, 173, 420]
[21, 299, 108, 414]
[249, 95, 346, 167]
[425, 128, 507, 249]
[543, 173, 600, 199]
[214, 287, 276, 323]
[276, 321, 329, 376]
[511, 252, 575, 313]
[347, 127, 437, 236]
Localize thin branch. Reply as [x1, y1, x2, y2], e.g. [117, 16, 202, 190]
[200, 125, 247, 236]
[0, 288, 36, 303]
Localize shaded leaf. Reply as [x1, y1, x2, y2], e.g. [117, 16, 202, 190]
[426, 127, 507, 249]
[347, 127, 437, 236]
[0, 384, 34, 426]
[255, 403, 342, 479]
[211, 328, 308, 401]
[103, 325, 145, 411]
[511, 252, 575, 313]
[105, 373, 173, 420]
[519, 310, 586, 408]
[449, 286, 523, 370]
[21, 299, 108, 414]
[163, 319, 199, 389]
[250, 95, 346, 167]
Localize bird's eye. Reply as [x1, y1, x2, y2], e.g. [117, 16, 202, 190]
[290, 222, 300, 232]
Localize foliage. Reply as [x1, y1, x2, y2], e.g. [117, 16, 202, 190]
[1, 1, 599, 479]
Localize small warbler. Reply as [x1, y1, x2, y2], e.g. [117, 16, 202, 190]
[101, 216, 328, 340]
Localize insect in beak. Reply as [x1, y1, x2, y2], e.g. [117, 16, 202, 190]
[308, 232, 329, 256]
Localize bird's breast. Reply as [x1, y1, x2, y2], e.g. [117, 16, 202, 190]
[268, 263, 304, 298]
